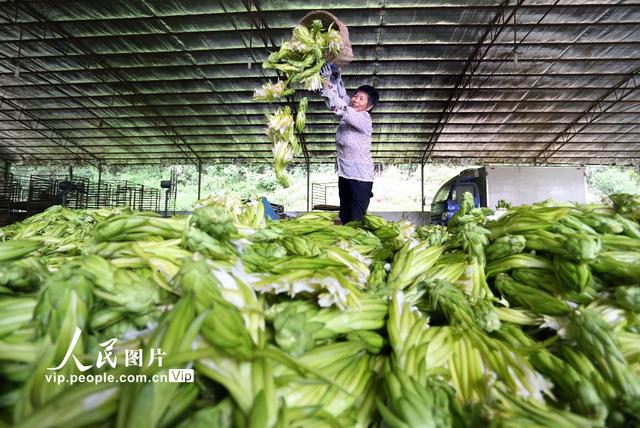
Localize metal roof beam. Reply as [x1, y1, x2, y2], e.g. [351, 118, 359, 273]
[4, 130, 640, 142]
[3, 86, 638, 104]
[2, 97, 640, 110]
[0, 1, 637, 167]
[2, 121, 638, 132]
[1, 98, 639, 115]
[3, 65, 639, 79]
[136, 0, 244, 161]
[2, 21, 639, 44]
[475, 2, 627, 147]
[2, 110, 639, 125]
[240, 0, 310, 164]
[22, 144, 640, 153]
[421, 0, 526, 164]
[2, 50, 638, 65]
[16, 1, 202, 168]
[10, 153, 637, 162]
[0, 3, 637, 30]
[533, 66, 640, 165]
[4, 72, 640, 89]
[0, 97, 100, 166]
[8, 148, 638, 156]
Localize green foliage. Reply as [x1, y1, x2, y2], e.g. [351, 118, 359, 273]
[12, 163, 639, 213]
[586, 166, 640, 200]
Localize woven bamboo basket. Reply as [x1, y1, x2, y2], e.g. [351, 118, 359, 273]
[299, 10, 354, 66]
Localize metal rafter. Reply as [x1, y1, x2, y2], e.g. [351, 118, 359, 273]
[5, 140, 637, 148]
[3, 130, 640, 142]
[534, 66, 640, 165]
[486, 1, 623, 143]
[241, 0, 310, 164]
[0, 1, 638, 166]
[6, 147, 637, 156]
[11, 153, 636, 163]
[2, 109, 638, 124]
[0, 4, 99, 166]
[211, 0, 277, 167]
[1, 97, 639, 116]
[0, 1, 635, 14]
[4, 65, 640, 80]
[0, 19, 125, 164]
[1, 19, 639, 47]
[16, 1, 202, 167]
[0, 97, 99, 165]
[136, 0, 241, 141]
[5, 86, 640, 105]
[454, 0, 562, 115]
[0, 2, 637, 31]
[2, 119, 640, 130]
[3, 72, 640, 90]
[420, 0, 524, 164]
[2, 51, 638, 69]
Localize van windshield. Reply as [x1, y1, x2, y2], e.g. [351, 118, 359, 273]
[453, 184, 475, 201]
[434, 185, 451, 203]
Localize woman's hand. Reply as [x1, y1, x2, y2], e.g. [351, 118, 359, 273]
[329, 64, 342, 85]
[321, 63, 342, 85]
[320, 63, 332, 80]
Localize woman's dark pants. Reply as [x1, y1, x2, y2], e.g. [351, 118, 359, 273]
[338, 176, 373, 224]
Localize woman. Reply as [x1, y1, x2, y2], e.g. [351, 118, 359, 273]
[320, 64, 379, 225]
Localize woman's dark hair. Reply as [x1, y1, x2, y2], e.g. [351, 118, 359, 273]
[355, 85, 379, 111]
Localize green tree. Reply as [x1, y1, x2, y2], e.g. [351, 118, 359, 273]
[586, 166, 640, 200]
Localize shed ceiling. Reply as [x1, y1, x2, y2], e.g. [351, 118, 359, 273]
[0, 0, 638, 166]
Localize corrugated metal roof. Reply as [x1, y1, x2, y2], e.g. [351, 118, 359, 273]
[0, 0, 638, 166]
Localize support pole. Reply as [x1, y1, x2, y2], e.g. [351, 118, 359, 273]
[421, 162, 425, 212]
[164, 189, 169, 218]
[306, 160, 311, 212]
[4, 161, 10, 212]
[65, 165, 74, 209]
[96, 163, 102, 208]
[197, 159, 202, 201]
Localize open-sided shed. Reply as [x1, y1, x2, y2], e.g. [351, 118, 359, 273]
[0, 0, 638, 171]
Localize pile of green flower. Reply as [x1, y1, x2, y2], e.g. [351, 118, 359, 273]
[0, 192, 639, 427]
[254, 20, 341, 188]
